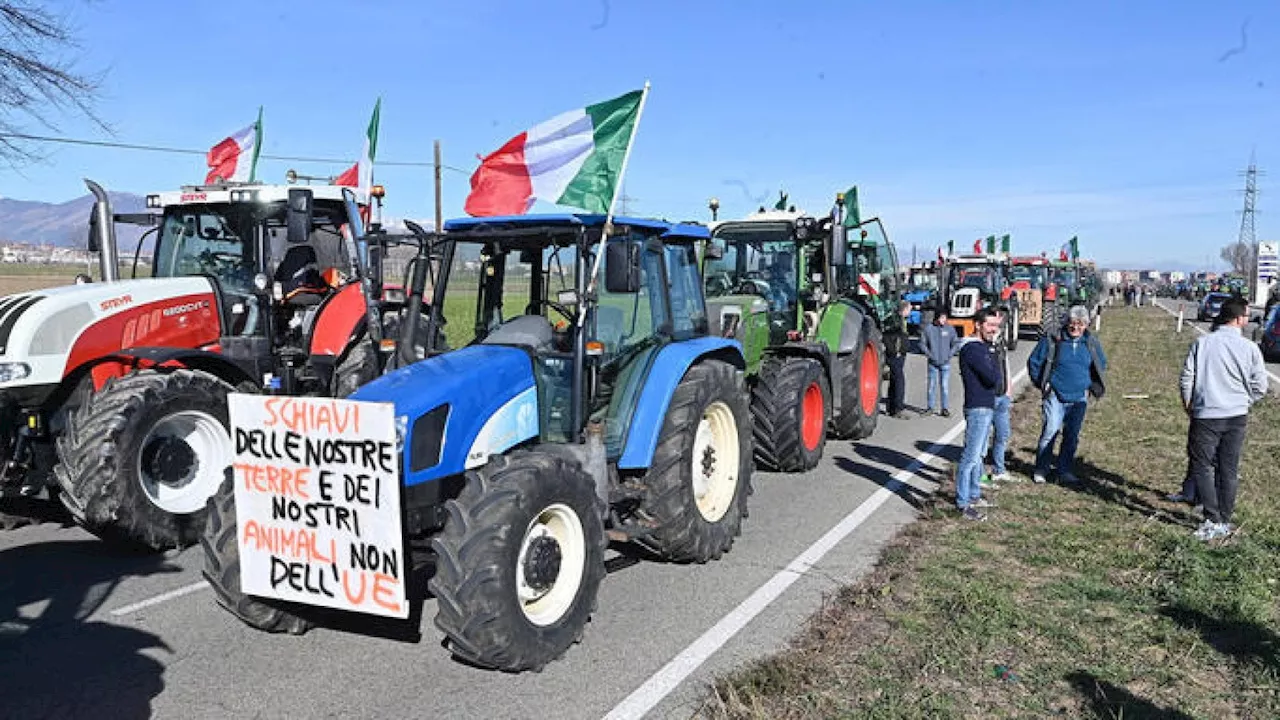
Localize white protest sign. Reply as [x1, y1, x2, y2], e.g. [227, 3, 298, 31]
[229, 394, 407, 619]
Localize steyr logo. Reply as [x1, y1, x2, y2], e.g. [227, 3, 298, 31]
[100, 295, 133, 312]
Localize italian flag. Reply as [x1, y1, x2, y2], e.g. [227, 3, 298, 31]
[464, 89, 644, 217]
[205, 108, 262, 184]
[335, 98, 381, 190]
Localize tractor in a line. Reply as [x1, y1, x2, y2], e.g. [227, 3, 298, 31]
[1007, 255, 1058, 338]
[902, 261, 940, 334]
[701, 188, 900, 472]
[202, 213, 753, 672]
[0, 179, 438, 549]
[939, 252, 1020, 348]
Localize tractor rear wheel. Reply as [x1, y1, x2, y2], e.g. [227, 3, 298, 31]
[430, 450, 606, 672]
[201, 473, 315, 634]
[635, 359, 751, 563]
[832, 324, 882, 440]
[750, 356, 829, 472]
[55, 369, 235, 551]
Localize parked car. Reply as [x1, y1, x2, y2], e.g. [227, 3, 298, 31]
[1254, 304, 1280, 361]
[1197, 292, 1232, 322]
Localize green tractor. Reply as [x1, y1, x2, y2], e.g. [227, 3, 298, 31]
[702, 189, 900, 472]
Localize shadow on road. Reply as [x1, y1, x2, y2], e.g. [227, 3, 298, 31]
[833, 450, 938, 511]
[0, 540, 177, 719]
[1065, 671, 1194, 719]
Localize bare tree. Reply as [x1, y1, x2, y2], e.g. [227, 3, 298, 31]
[0, 1, 104, 165]
[1220, 241, 1257, 277]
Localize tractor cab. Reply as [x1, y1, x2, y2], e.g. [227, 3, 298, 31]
[941, 254, 1017, 341]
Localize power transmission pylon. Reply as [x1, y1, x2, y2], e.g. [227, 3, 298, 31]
[1237, 151, 1264, 282]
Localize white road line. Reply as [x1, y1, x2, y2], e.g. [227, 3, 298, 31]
[604, 369, 1031, 720]
[1154, 300, 1280, 389]
[109, 580, 209, 617]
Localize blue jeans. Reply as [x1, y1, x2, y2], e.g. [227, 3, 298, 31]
[991, 395, 1011, 475]
[958, 407, 994, 508]
[1035, 391, 1088, 476]
[927, 364, 950, 412]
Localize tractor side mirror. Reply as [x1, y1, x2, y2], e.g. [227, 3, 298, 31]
[604, 241, 641, 294]
[286, 188, 314, 245]
[830, 225, 850, 266]
[86, 206, 101, 253]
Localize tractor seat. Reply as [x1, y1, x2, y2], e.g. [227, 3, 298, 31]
[481, 315, 555, 352]
[274, 244, 331, 306]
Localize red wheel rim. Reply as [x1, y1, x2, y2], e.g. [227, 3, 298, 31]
[859, 343, 879, 416]
[801, 381, 823, 451]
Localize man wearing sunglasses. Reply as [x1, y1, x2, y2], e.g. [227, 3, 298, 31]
[1027, 305, 1108, 484]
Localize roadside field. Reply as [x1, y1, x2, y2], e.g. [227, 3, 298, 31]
[706, 305, 1280, 719]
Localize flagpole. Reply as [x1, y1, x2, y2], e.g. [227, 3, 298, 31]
[581, 80, 651, 321]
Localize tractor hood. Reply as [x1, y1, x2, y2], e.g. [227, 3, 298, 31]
[351, 344, 540, 487]
[0, 277, 219, 391]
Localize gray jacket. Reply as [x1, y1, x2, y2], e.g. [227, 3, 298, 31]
[1180, 326, 1269, 419]
[919, 322, 960, 368]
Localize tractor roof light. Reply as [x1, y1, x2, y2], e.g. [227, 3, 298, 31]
[371, 184, 386, 199]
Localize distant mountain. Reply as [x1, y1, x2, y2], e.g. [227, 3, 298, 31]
[0, 192, 147, 250]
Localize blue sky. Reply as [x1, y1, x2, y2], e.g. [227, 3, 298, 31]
[2, 0, 1278, 269]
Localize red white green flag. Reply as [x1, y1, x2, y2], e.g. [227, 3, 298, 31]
[334, 98, 381, 190]
[464, 89, 645, 217]
[205, 108, 262, 184]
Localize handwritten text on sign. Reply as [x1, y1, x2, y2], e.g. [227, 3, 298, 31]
[229, 394, 407, 619]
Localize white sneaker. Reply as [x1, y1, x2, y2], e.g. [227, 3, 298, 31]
[1033, 473, 1048, 484]
[993, 472, 1021, 484]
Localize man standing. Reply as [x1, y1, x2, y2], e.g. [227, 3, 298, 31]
[988, 306, 1017, 485]
[919, 308, 959, 416]
[956, 308, 1004, 520]
[884, 300, 912, 418]
[1027, 305, 1108, 484]
[1180, 297, 1269, 540]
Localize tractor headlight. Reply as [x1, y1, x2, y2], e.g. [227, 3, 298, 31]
[0, 362, 31, 383]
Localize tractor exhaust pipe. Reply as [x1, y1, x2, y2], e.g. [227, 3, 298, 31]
[84, 179, 120, 282]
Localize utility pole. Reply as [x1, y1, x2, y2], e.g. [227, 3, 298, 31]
[1237, 151, 1263, 282]
[616, 183, 637, 215]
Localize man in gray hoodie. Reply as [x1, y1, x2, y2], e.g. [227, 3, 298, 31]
[1180, 296, 1270, 541]
[919, 308, 961, 416]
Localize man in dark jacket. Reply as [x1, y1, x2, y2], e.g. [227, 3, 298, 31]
[956, 308, 1005, 521]
[1027, 305, 1108, 484]
[883, 300, 912, 418]
[919, 308, 960, 416]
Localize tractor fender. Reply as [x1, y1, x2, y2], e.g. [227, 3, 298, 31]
[351, 344, 538, 487]
[309, 283, 367, 358]
[85, 346, 256, 390]
[617, 337, 744, 470]
[820, 302, 870, 355]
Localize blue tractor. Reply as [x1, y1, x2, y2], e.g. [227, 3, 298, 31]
[201, 214, 752, 671]
[902, 261, 940, 334]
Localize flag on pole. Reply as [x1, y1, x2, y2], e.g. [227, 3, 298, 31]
[986, 235, 996, 254]
[334, 98, 381, 190]
[774, 191, 789, 211]
[464, 89, 645, 216]
[937, 246, 944, 262]
[947, 240, 954, 256]
[840, 186, 861, 227]
[973, 238, 983, 253]
[1000, 234, 1011, 253]
[1069, 235, 1079, 260]
[205, 108, 262, 184]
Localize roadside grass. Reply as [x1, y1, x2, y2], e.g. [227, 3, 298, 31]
[704, 306, 1280, 719]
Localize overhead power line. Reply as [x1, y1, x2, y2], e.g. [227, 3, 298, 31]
[0, 131, 475, 175]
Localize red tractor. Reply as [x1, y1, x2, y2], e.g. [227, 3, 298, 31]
[0, 179, 435, 549]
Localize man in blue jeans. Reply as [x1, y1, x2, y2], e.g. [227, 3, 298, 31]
[919, 308, 960, 416]
[956, 308, 1005, 520]
[1027, 305, 1108, 484]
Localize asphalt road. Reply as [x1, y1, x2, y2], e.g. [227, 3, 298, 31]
[1152, 298, 1280, 392]
[0, 339, 1037, 720]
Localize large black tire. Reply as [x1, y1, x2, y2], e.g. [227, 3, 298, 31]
[832, 323, 882, 440]
[634, 359, 752, 563]
[201, 473, 314, 634]
[430, 450, 606, 672]
[54, 369, 235, 551]
[332, 340, 380, 398]
[750, 356, 829, 472]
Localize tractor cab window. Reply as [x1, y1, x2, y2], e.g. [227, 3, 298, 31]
[595, 236, 668, 356]
[952, 265, 998, 295]
[664, 243, 708, 339]
[154, 205, 257, 296]
[1010, 265, 1047, 290]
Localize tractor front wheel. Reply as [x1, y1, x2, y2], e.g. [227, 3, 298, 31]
[201, 473, 315, 634]
[635, 359, 751, 563]
[429, 450, 606, 672]
[750, 356, 829, 472]
[55, 369, 235, 550]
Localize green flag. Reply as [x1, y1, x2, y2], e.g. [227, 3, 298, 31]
[986, 235, 996, 254]
[1069, 236, 1079, 260]
[840, 185, 861, 227]
[774, 191, 788, 211]
[947, 240, 954, 255]
[1000, 234, 1010, 253]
